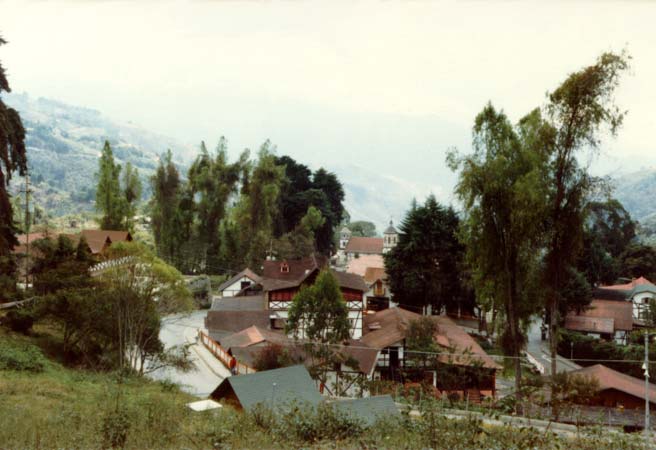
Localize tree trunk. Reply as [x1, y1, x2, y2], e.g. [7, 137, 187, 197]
[550, 297, 559, 418]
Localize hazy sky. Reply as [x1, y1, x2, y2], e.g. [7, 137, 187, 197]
[2, 0, 656, 205]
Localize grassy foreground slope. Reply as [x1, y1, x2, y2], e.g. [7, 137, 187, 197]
[0, 328, 648, 450]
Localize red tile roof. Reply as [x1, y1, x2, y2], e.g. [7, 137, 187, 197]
[344, 237, 384, 255]
[219, 326, 289, 350]
[572, 364, 656, 404]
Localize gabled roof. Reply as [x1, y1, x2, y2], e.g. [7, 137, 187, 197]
[572, 364, 656, 405]
[219, 326, 288, 351]
[205, 310, 270, 333]
[360, 308, 500, 370]
[363, 267, 387, 285]
[262, 255, 327, 282]
[210, 365, 322, 410]
[217, 268, 261, 293]
[565, 299, 634, 332]
[331, 395, 399, 426]
[339, 340, 380, 376]
[331, 270, 368, 292]
[344, 237, 384, 254]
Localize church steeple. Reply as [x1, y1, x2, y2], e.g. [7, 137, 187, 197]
[383, 220, 398, 253]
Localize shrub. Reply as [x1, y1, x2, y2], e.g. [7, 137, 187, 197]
[101, 408, 130, 449]
[3, 309, 34, 334]
[0, 341, 46, 372]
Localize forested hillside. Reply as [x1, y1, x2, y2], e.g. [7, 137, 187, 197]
[5, 93, 191, 216]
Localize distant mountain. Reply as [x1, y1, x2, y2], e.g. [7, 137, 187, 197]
[10, 93, 651, 241]
[613, 168, 656, 244]
[5, 93, 192, 216]
[329, 163, 448, 233]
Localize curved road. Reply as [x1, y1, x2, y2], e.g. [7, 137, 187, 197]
[148, 310, 230, 397]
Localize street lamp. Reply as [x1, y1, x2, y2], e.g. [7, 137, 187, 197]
[644, 332, 652, 444]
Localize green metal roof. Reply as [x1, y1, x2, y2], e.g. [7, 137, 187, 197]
[332, 395, 399, 426]
[213, 365, 322, 411]
[630, 283, 656, 296]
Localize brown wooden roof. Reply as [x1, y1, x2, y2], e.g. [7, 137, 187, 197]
[360, 307, 500, 370]
[219, 326, 289, 350]
[262, 255, 327, 281]
[205, 310, 271, 333]
[565, 299, 633, 332]
[363, 267, 387, 284]
[572, 364, 656, 405]
[344, 237, 384, 254]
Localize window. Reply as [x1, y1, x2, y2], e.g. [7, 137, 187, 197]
[280, 262, 290, 273]
[240, 280, 251, 290]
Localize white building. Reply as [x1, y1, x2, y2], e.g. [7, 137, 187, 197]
[216, 268, 261, 297]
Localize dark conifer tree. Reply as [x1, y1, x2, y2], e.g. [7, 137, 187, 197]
[0, 35, 27, 260]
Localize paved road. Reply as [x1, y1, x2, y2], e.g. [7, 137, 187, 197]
[148, 310, 230, 397]
[526, 317, 581, 375]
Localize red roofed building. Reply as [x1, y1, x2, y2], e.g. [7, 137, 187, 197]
[597, 277, 656, 323]
[359, 307, 500, 400]
[564, 299, 634, 344]
[569, 364, 656, 409]
[233, 255, 369, 338]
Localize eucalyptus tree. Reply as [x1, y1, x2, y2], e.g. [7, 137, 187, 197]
[236, 140, 286, 267]
[150, 150, 185, 264]
[448, 103, 547, 399]
[541, 52, 629, 379]
[187, 137, 248, 271]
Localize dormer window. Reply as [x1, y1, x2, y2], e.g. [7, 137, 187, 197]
[281, 262, 290, 273]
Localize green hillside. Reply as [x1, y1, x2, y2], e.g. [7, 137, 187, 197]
[5, 93, 191, 218]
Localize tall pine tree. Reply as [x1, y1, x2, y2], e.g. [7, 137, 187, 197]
[95, 140, 125, 230]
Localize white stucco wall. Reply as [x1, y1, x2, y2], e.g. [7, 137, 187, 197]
[220, 276, 255, 297]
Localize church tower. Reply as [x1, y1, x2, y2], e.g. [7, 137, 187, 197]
[339, 226, 352, 250]
[383, 220, 398, 254]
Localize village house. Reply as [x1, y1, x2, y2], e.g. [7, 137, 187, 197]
[338, 220, 399, 262]
[568, 364, 656, 410]
[216, 268, 261, 298]
[564, 299, 634, 345]
[233, 255, 369, 339]
[597, 277, 656, 323]
[210, 365, 400, 424]
[563, 276, 656, 345]
[12, 229, 133, 284]
[362, 266, 395, 312]
[357, 307, 500, 402]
